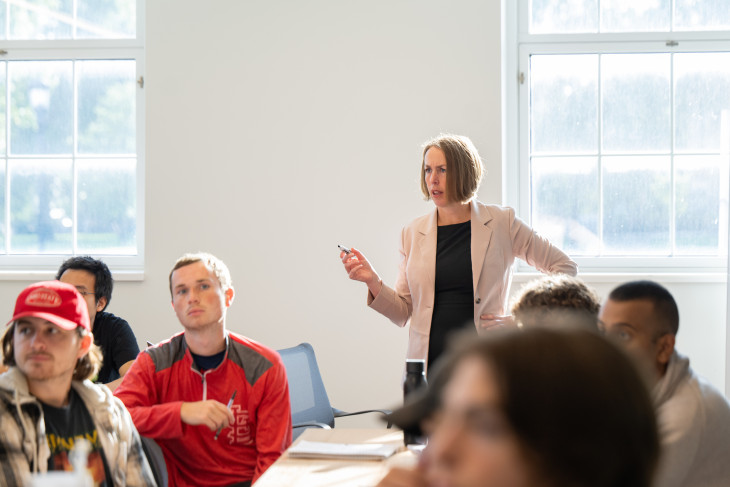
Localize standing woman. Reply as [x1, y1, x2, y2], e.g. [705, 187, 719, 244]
[340, 134, 577, 373]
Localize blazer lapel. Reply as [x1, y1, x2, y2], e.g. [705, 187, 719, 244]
[417, 209, 438, 292]
[470, 200, 493, 294]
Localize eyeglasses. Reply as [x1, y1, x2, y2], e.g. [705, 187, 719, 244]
[76, 289, 96, 297]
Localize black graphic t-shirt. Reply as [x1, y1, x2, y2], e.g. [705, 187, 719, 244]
[41, 389, 111, 486]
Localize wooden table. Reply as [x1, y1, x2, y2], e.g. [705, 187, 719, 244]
[256, 429, 417, 487]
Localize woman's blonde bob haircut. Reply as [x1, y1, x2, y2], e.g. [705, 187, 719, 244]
[420, 134, 484, 204]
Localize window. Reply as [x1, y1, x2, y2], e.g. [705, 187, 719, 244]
[507, 0, 730, 272]
[0, 0, 143, 274]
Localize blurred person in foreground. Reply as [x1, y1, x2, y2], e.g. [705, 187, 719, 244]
[599, 280, 730, 487]
[377, 327, 659, 487]
[340, 134, 576, 374]
[56, 255, 140, 391]
[0, 281, 155, 486]
[510, 274, 600, 330]
[115, 252, 292, 487]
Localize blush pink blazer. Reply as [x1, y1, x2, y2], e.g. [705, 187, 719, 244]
[368, 200, 577, 365]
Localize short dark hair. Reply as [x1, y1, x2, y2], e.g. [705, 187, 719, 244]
[511, 275, 600, 330]
[420, 134, 483, 204]
[608, 280, 679, 335]
[391, 328, 659, 487]
[2, 322, 102, 381]
[55, 256, 114, 311]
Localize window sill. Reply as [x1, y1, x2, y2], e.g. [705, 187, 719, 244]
[0, 269, 145, 281]
[513, 271, 727, 283]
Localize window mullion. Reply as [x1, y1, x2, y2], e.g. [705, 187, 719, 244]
[72, 60, 78, 254]
[670, 53, 676, 257]
[598, 53, 604, 256]
[72, 0, 78, 39]
[4, 62, 9, 255]
[598, 0, 603, 33]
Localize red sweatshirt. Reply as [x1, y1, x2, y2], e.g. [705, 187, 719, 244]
[115, 331, 292, 486]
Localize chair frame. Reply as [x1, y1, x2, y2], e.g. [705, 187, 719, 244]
[278, 342, 392, 439]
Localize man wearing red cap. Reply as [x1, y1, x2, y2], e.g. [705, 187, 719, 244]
[0, 281, 156, 486]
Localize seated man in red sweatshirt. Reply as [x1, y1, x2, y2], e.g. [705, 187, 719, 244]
[115, 252, 292, 487]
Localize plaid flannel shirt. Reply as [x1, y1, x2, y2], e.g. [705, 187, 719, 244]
[0, 367, 156, 486]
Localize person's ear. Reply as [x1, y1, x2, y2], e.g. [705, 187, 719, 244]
[656, 333, 675, 365]
[77, 333, 92, 360]
[95, 296, 107, 313]
[225, 287, 235, 307]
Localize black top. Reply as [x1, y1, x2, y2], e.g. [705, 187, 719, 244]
[41, 388, 112, 485]
[93, 311, 140, 384]
[428, 221, 475, 372]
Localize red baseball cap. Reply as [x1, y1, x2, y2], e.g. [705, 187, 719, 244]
[7, 281, 90, 331]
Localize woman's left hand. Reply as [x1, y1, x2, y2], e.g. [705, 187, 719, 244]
[479, 314, 515, 330]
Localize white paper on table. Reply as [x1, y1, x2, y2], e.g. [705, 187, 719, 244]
[287, 440, 399, 461]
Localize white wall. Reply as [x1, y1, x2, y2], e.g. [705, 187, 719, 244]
[144, 0, 502, 426]
[0, 0, 725, 427]
[142, 0, 503, 426]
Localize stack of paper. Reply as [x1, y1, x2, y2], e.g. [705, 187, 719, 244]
[287, 440, 400, 461]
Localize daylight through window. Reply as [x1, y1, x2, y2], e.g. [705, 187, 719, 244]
[0, 0, 142, 271]
[513, 0, 730, 270]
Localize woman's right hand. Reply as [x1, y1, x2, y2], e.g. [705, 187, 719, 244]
[340, 247, 382, 297]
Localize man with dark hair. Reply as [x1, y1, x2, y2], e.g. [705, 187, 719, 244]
[599, 280, 730, 487]
[56, 256, 140, 390]
[0, 281, 155, 485]
[115, 252, 292, 487]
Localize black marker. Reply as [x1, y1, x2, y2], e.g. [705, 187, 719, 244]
[338, 244, 351, 254]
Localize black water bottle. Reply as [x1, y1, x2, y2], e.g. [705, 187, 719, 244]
[403, 359, 427, 445]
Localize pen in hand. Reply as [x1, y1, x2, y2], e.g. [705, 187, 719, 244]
[214, 390, 237, 440]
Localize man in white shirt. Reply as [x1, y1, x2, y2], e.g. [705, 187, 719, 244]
[599, 280, 730, 487]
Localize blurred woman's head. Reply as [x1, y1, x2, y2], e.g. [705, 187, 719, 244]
[403, 328, 659, 487]
[420, 134, 483, 205]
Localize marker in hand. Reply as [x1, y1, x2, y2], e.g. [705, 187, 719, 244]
[214, 390, 237, 440]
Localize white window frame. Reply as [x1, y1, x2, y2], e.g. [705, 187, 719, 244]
[0, 1, 145, 279]
[504, 1, 730, 275]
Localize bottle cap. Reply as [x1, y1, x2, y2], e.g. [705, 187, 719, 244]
[405, 359, 425, 373]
